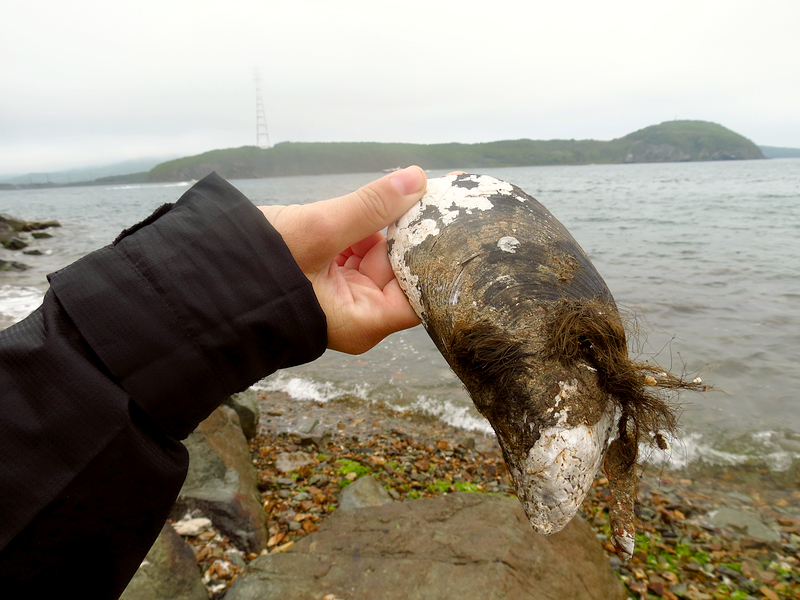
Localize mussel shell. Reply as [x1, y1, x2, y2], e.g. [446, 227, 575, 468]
[388, 173, 619, 535]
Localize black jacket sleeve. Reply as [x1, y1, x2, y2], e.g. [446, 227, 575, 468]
[0, 173, 327, 597]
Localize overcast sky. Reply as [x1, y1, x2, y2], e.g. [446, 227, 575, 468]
[2, 0, 799, 177]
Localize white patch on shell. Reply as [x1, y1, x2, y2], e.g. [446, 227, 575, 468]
[512, 406, 615, 535]
[497, 236, 520, 253]
[387, 250, 425, 317]
[614, 531, 635, 561]
[388, 174, 513, 318]
[545, 379, 579, 419]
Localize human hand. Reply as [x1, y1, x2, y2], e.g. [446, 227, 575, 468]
[259, 166, 427, 354]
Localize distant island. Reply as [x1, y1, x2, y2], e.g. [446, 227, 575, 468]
[146, 120, 764, 183]
[0, 121, 778, 189]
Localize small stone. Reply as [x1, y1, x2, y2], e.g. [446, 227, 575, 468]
[172, 517, 213, 536]
[759, 587, 780, 600]
[647, 580, 665, 596]
[276, 452, 313, 473]
[708, 508, 780, 542]
[296, 417, 319, 435]
[308, 474, 328, 487]
[339, 476, 393, 510]
[741, 579, 760, 593]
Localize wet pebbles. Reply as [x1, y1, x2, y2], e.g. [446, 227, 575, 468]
[183, 391, 800, 599]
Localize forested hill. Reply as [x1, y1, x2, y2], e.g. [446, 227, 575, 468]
[146, 120, 764, 182]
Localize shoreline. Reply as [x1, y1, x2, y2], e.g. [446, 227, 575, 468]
[229, 390, 800, 599]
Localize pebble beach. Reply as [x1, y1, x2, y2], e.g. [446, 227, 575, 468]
[181, 390, 800, 599]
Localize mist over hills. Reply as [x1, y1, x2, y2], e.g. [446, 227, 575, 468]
[760, 146, 800, 159]
[1, 157, 174, 186]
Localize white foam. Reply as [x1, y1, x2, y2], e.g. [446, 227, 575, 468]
[106, 181, 193, 190]
[254, 373, 369, 404]
[643, 429, 800, 472]
[0, 285, 45, 324]
[386, 395, 494, 435]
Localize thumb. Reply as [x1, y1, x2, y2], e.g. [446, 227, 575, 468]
[312, 166, 427, 257]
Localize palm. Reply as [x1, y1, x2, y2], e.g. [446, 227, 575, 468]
[258, 166, 426, 354]
[313, 235, 418, 353]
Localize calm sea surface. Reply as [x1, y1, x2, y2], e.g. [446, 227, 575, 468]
[2, 160, 799, 470]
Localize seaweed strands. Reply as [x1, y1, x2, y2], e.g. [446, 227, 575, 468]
[387, 173, 703, 560]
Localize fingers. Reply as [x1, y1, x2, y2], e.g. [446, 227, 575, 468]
[326, 278, 421, 354]
[312, 166, 427, 259]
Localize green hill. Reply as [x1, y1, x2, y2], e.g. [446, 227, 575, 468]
[147, 121, 764, 182]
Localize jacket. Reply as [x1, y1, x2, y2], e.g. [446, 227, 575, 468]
[0, 173, 327, 596]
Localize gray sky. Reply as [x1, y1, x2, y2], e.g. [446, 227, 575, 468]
[2, 0, 799, 177]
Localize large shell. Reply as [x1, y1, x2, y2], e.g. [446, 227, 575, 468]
[388, 174, 632, 553]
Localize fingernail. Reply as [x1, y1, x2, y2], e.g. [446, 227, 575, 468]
[390, 166, 426, 196]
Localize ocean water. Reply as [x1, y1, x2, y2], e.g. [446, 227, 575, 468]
[2, 160, 799, 471]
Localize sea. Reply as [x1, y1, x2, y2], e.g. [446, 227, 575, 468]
[2, 159, 799, 473]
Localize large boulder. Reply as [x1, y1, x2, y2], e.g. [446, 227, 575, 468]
[171, 406, 267, 553]
[225, 492, 625, 600]
[119, 523, 207, 600]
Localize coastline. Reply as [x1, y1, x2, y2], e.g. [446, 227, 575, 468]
[238, 390, 800, 599]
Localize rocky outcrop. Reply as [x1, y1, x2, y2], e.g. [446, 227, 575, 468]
[225, 492, 626, 600]
[1, 214, 59, 260]
[0, 214, 61, 232]
[170, 405, 268, 553]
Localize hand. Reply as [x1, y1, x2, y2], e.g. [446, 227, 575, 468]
[259, 166, 427, 354]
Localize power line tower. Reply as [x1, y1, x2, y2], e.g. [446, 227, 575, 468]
[255, 72, 271, 149]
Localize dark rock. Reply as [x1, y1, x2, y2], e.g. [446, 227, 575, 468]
[119, 523, 207, 600]
[31, 231, 52, 239]
[0, 223, 12, 243]
[28, 220, 60, 230]
[225, 492, 625, 600]
[0, 214, 60, 232]
[0, 260, 29, 272]
[226, 390, 260, 440]
[0, 215, 29, 231]
[171, 406, 268, 553]
[2, 237, 27, 250]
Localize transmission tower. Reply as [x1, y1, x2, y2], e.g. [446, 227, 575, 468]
[255, 73, 271, 149]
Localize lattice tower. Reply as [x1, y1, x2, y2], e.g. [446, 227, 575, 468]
[255, 74, 271, 149]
